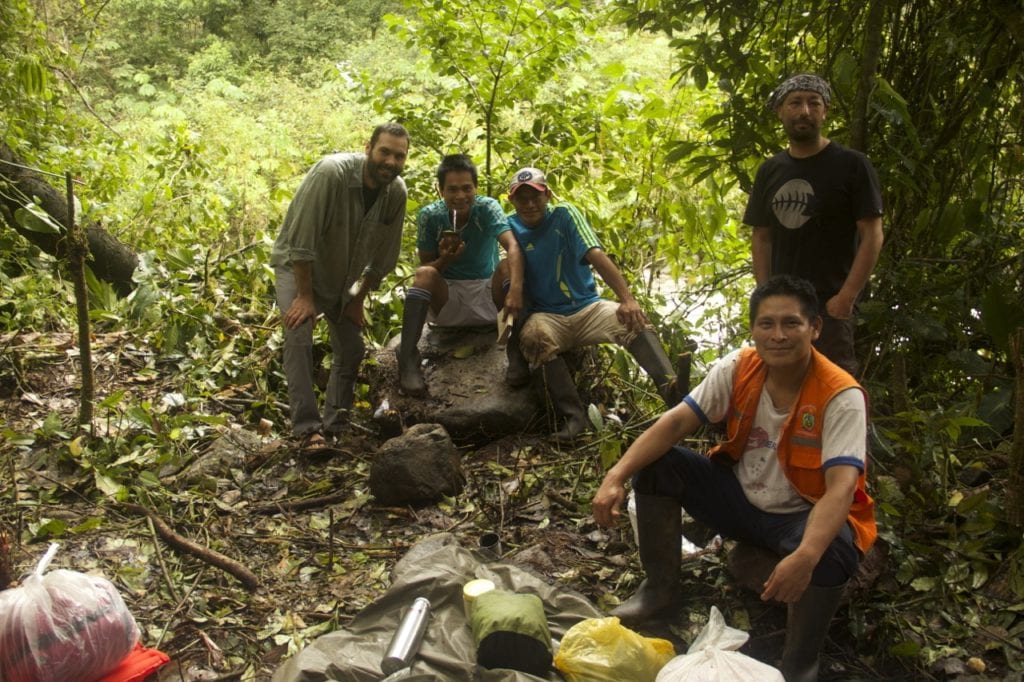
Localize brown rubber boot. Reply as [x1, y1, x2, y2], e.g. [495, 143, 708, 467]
[610, 494, 684, 625]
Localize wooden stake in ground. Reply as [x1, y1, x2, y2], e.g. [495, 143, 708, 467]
[0, 523, 12, 590]
[66, 171, 94, 429]
[1008, 327, 1024, 529]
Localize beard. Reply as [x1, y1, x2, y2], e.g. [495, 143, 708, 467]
[783, 118, 821, 143]
[365, 156, 400, 186]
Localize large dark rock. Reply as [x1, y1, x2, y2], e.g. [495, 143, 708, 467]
[367, 324, 541, 443]
[369, 423, 465, 506]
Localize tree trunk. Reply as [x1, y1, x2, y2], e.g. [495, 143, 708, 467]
[988, 0, 1024, 49]
[0, 143, 138, 295]
[850, 0, 886, 152]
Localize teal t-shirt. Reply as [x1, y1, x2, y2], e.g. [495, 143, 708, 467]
[509, 203, 602, 315]
[417, 196, 509, 281]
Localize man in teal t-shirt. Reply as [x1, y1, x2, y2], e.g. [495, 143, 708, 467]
[397, 154, 524, 396]
[506, 167, 678, 443]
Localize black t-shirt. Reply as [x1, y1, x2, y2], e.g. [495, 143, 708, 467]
[743, 142, 883, 299]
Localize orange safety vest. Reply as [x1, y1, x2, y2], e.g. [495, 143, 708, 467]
[707, 347, 877, 554]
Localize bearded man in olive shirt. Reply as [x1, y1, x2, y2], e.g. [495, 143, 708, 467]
[271, 123, 410, 449]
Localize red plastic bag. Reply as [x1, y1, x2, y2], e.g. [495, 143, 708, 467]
[0, 543, 140, 682]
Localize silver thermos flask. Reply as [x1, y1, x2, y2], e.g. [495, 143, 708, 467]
[381, 597, 431, 675]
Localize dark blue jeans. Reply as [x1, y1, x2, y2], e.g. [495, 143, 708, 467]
[633, 446, 860, 587]
[815, 312, 857, 376]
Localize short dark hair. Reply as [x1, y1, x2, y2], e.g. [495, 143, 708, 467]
[369, 122, 409, 149]
[749, 275, 820, 325]
[436, 154, 478, 188]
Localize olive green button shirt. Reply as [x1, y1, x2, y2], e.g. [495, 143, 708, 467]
[271, 153, 407, 315]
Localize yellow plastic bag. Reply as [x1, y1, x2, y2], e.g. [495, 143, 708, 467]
[554, 616, 675, 682]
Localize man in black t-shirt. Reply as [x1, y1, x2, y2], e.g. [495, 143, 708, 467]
[744, 73, 884, 374]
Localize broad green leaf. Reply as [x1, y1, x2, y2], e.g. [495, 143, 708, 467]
[1, 429, 35, 447]
[961, 516, 996, 536]
[39, 412, 66, 438]
[599, 437, 621, 471]
[911, 576, 936, 592]
[889, 641, 921, 657]
[30, 519, 68, 541]
[94, 471, 127, 498]
[970, 564, 988, 590]
[71, 517, 104, 534]
[486, 461, 514, 477]
[452, 344, 475, 359]
[981, 286, 1024, 353]
[99, 390, 127, 410]
[14, 55, 47, 95]
[955, 490, 989, 515]
[600, 62, 626, 79]
[14, 204, 62, 235]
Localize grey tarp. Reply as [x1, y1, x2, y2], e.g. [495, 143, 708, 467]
[272, 533, 604, 682]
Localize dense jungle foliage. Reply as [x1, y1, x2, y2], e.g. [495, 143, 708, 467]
[2, 0, 1023, 679]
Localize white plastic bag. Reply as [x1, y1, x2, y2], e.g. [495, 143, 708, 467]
[0, 543, 140, 682]
[655, 606, 784, 681]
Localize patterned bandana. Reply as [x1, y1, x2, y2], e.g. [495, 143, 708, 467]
[767, 74, 832, 110]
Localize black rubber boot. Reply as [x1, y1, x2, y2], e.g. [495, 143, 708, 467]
[627, 329, 679, 407]
[534, 357, 588, 443]
[780, 583, 846, 682]
[610, 494, 684, 625]
[505, 327, 530, 387]
[397, 297, 429, 396]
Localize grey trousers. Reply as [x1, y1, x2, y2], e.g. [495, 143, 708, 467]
[275, 267, 365, 437]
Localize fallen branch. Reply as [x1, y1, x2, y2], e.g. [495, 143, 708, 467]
[119, 503, 259, 591]
[249, 491, 352, 515]
[544, 488, 577, 512]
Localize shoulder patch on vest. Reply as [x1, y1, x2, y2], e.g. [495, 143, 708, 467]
[799, 407, 816, 432]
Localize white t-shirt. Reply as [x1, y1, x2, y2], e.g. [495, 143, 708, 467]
[685, 349, 867, 513]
